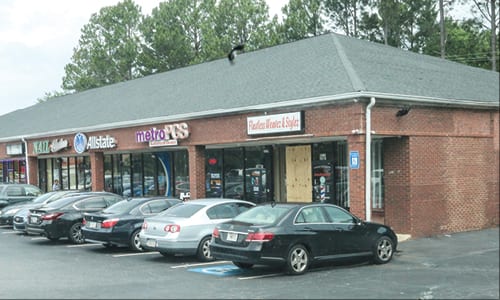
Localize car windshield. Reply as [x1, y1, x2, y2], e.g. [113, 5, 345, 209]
[103, 200, 141, 214]
[157, 203, 204, 218]
[233, 205, 292, 225]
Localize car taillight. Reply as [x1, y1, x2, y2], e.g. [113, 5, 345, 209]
[101, 218, 119, 228]
[41, 212, 64, 221]
[164, 224, 180, 233]
[142, 221, 148, 229]
[212, 227, 220, 238]
[82, 218, 87, 225]
[245, 232, 274, 242]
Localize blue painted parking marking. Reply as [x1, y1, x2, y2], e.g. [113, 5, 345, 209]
[188, 264, 243, 277]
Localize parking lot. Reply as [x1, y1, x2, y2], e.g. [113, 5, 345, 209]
[1, 225, 498, 299]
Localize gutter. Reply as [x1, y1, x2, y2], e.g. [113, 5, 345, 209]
[365, 97, 376, 222]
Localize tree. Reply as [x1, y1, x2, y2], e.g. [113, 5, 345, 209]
[37, 91, 69, 103]
[62, 0, 143, 92]
[324, 0, 370, 37]
[471, 0, 498, 70]
[139, 0, 208, 75]
[281, 0, 325, 42]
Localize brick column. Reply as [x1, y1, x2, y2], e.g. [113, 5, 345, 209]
[347, 135, 366, 220]
[27, 156, 38, 186]
[188, 145, 206, 200]
[90, 152, 104, 191]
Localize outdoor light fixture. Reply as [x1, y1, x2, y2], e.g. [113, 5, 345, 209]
[228, 44, 245, 64]
[396, 106, 411, 117]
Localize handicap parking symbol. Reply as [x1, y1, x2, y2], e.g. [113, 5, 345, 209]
[188, 264, 243, 277]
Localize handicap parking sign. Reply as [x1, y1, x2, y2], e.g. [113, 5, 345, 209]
[188, 264, 243, 277]
[350, 151, 360, 169]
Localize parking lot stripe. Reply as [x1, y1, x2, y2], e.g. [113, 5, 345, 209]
[171, 261, 230, 269]
[1, 231, 19, 234]
[238, 273, 283, 280]
[66, 243, 103, 248]
[112, 251, 160, 258]
[30, 237, 46, 240]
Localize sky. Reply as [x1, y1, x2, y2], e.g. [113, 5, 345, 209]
[0, 0, 288, 116]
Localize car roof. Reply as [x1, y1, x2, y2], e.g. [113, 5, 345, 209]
[182, 198, 254, 206]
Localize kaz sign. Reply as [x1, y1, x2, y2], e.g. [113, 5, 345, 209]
[247, 112, 303, 135]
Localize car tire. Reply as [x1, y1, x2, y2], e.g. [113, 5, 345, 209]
[372, 236, 394, 264]
[233, 262, 253, 269]
[129, 229, 143, 252]
[196, 236, 214, 262]
[285, 244, 310, 275]
[68, 222, 85, 244]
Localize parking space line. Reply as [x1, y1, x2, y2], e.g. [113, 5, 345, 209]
[238, 273, 283, 280]
[1, 231, 18, 234]
[112, 251, 160, 258]
[67, 243, 103, 248]
[30, 237, 46, 240]
[171, 260, 230, 269]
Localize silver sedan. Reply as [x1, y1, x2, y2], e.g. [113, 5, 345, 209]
[139, 198, 255, 261]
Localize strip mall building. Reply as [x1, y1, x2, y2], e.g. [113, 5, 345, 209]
[1, 33, 498, 238]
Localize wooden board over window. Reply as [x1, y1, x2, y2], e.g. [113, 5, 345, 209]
[285, 145, 312, 202]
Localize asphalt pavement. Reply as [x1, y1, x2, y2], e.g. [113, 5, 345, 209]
[0, 226, 498, 299]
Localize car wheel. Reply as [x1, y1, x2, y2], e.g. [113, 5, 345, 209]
[129, 229, 143, 252]
[373, 236, 394, 264]
[68, 222, 85, 244]
[233, 261, 253, 269]
[285, 244, 310, 275]
[196, 236, 214, 262]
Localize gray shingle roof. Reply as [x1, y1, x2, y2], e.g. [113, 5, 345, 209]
[1, 33, 498, 141]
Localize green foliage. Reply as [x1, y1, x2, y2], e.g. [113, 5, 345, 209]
[62, 0, 143, 92]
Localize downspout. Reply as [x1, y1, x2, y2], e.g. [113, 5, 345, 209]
[21, 137, 30, 184]
[365, 97, 376, 222]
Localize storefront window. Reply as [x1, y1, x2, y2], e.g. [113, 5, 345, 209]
[244, 146, 272, 203]
[223, 148, 244, 199]
[372, 140, 384, 209]
[206, 149, 223, 198]
[335, 142, 349, 209]
[173, 151, 188, 198]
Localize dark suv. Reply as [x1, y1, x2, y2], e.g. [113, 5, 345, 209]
[26, 192, 123, 244]
[0, 184, 43, 208]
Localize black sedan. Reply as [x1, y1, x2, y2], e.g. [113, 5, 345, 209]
[26, 192, 123, 243]
[82, 197, 181, 251]
[210, 202, 398, 275]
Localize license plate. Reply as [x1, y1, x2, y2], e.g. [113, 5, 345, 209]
[30, 216, 38, 224]
[87, 221, 100, 229]
[226, 232, 238, 242]
[146, 239, 157, 248]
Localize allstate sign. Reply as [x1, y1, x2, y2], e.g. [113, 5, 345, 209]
[74, 132, 117, 154]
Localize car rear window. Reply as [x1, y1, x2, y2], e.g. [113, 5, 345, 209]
[233, 205, 291, 225]
[158, 203, 204, 218]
